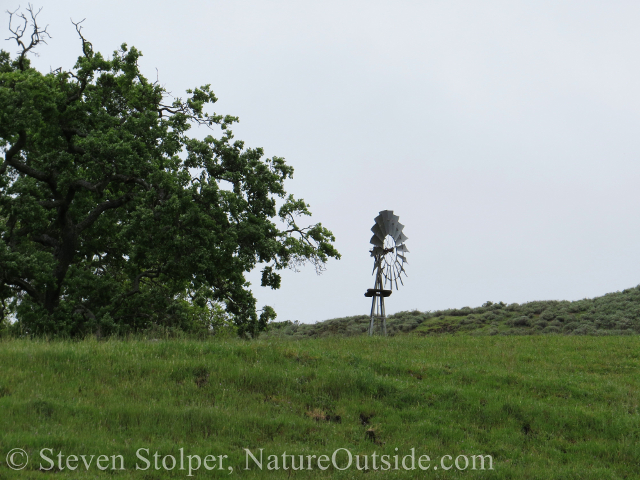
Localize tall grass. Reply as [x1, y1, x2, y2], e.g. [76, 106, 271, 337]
[0, 335, 638, 478]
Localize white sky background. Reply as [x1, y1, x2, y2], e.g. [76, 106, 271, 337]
[5, 0, 640, 322]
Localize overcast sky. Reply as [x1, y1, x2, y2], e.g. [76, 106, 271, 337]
[5, 1, 640, 322]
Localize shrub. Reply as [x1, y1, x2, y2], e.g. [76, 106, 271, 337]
[482, 312, 497, 322]
[615, 318, 634, 330]
[571, 323, 597, 335]
[540, 311, 556, 321]
[460, 316, 476, 325]
[595, 315, 618, 330]
[513, 316, 531, 327]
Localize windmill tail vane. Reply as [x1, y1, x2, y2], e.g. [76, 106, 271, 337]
[364, 210, 409, 336]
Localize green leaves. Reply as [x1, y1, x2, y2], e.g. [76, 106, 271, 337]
[0, 15, 339, 338]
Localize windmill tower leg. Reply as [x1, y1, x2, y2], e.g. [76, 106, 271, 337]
[381, 295, 387, 336]
[368, 293, 387, 336]
[369, 262, 380, 336]
[368, 264, 388, 336]
[369, 295, 376, 336]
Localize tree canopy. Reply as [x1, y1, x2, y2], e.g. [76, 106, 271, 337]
[0, 7, 340, 337]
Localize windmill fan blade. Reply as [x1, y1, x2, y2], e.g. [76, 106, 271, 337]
[391, 222, 405, 241]
[396, 233, 408, 245]
[371, 223, 385, 242]
[384, 212, 400, 238]
[371, 246, 384, 256]
[396, 244, 409, 253]
[382, 219, 393, 236]
[397, 254, 408, 263]
[380, 210, 393, 221]
[388, 224, 399, 240]
[370, 234, 384, 247]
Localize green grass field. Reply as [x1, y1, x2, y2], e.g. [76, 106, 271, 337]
[0, 335, 638, 479]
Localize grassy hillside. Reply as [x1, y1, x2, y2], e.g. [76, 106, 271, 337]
[0, 336, 638, 479]
[264, 285, 640, 338]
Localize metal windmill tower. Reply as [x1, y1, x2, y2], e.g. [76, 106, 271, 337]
[364, 210, 408, 335]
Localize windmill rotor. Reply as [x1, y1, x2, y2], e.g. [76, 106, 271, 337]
[369, 210, 409, 291]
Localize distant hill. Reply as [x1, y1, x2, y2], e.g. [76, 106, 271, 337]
[262, 285, 640, 338]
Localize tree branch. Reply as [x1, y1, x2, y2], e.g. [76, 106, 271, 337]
[4, 131, 59, 194]
[75, 191, 135, 232]
[124, 269, 161, 297]
[6, 4, 51, 71]
[1, 131, 27, 175]
[6, 277, 41, 302]
[70, 18, 92, 59]
[69, 178, 102, 192]
[31, 234, 59, 248]
[70, 174, 151, 194]
[61, 127, 86, 155]
[38, 199, 64, 209]
[6, 155, 50, 183]
[63, 20, 94, 104]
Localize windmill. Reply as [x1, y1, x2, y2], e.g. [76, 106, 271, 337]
[365, 210, 408, 335]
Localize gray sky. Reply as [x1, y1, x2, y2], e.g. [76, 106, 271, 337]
[5, 1, 640, 322]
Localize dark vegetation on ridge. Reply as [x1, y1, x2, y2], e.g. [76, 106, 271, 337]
[264, 285, 640, 338]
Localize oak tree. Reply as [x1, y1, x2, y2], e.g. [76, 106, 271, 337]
[0, 7, 339, 337]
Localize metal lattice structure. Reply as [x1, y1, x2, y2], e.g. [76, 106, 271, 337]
[364, 210, 408, 335]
